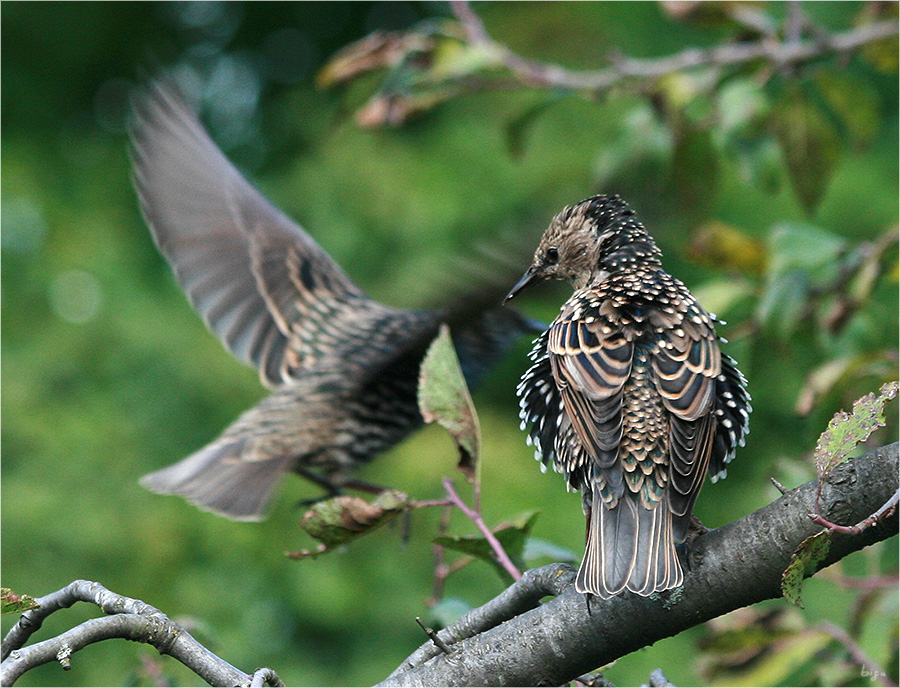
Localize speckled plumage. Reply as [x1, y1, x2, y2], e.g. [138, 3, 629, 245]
[508, 195, 750, 598]
[130, 79, 536, 521]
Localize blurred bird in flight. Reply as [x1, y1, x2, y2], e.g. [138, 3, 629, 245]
[130, 79, 536, 521]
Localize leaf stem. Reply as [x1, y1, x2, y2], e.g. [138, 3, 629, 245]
[442, 478, 521, 581]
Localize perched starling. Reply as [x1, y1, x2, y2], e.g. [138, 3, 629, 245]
[506, 195, 750, 598]
[130, 80, 536, 521]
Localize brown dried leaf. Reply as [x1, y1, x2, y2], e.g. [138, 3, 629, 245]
[293, 490, 409, 552]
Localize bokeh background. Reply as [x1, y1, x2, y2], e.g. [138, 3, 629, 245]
[3, 2, 897, 686]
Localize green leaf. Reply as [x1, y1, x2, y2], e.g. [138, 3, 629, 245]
[717, 77, 770, 139]
[433, 511, 540, 582]
[522, 537, 578, 564]
[733, 135, 783, 195]
[814, 381, 899, 479]
[505, 95, 565, 158]
[771, 84, 842, 212]
[767, 222, 846, 278]
[781, 531, 833, 608]
[1, 587, 39, 615]
[592, 102, 673, 190]
[418, 324, 481, 484]
[427, 597, 472, 628]
[292, 490, 409, 553]
[756, 222, 847, 337]
[691, 278, 756, 321]
[755, 269, 810, 339]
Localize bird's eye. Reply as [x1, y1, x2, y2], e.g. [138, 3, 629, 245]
[546, 247, 559, 264]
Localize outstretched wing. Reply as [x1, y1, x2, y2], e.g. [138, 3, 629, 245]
[129, 79, 411, 387]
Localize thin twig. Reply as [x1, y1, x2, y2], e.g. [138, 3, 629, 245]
[410, 499, 454, 509]
[819, 621, 898, 688]
[387, 563, 576, 679]
[810, 488, 899, 534]
[415, 617, 452, 654]
[770, 477, 788, 495]
[430, 504, 455, 603]
[448, 1, 898, 94]
[442, 478, 521, 581]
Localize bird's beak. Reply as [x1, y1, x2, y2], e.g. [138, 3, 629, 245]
[504, 267, 539, 303]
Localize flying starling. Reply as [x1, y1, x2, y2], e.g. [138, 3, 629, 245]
[130, 80, 536, 521]
[506, 195, 750, 598]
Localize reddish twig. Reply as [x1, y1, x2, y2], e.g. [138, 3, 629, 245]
[430, 504, 454, 604]
[442, 478, 522, 581]
[811, 488, 899, 535]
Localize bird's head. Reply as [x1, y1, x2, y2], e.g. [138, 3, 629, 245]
[505, 194, 662, 302]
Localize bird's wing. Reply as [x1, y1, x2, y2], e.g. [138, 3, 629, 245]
[129, 78, 409, 387]
[647, 289, 720, 538]
[708, 352, 751, 481]
[546, 295, 634, 472]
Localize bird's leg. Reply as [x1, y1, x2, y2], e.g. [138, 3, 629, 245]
[677, 514, 712, 572]
[294, 468, 392, 508]
[338, 477, 392, 495]
[688, 513, 710, 536]
[293, 467, 345, 507]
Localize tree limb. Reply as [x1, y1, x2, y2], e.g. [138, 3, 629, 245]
[3, 445, 895, 686]
[381, 442, 898, 686]
[448, 1, 899, 94]
[0, 580, 283, 687]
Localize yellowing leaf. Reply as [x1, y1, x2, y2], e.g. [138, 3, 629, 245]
[690, 221, 766, 274]
[814, 381, 899, 478]
[290, 490, 409, 556]
[418, 324, 481, 484]
[1, 587, 39, 615]
[781, 531, 832, 608]
[728, 629, 833, 686]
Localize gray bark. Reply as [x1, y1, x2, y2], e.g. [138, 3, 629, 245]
[382, 442, 899, 687]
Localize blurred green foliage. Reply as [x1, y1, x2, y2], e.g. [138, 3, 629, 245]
[2, 2, 897, 686]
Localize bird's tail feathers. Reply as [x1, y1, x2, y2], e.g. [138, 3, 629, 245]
[575, 484, 683, 598]
[140, 439, 293, 522]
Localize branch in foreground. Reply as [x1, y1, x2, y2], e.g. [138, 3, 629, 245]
[0, 580, 284, 687]
[381, 442, 898, 686]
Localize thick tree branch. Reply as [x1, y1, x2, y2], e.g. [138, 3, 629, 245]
[389, 562, 576, 679]
[4, 445, 895, 686]
[449, 1, 899, 94]
[381, 442, 898, 686]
